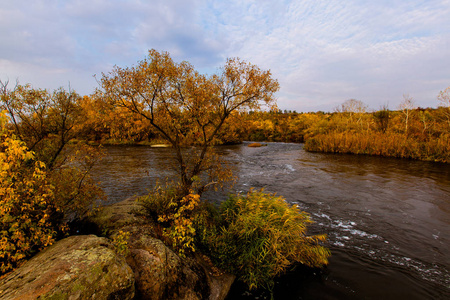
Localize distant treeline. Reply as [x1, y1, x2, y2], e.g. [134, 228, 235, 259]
[65, 95, 450, 163]
[72, 94, 449, 162]
[238, 100, 450, 163]
[2, 83, 449, 163]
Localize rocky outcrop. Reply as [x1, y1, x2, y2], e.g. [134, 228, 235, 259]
[91, 196, 146, 232]
[95, 197, 235, 300]
[0, 197, 235, 300]
[0, 235, 135, 300]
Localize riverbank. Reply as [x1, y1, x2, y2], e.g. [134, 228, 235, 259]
[82, 133, 450, 164]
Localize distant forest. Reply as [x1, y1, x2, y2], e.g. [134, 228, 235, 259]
[67, 95, 450, 163]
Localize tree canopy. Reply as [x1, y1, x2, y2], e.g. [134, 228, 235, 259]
[100, 49, 279, 194]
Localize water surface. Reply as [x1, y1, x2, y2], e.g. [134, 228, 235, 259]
[91, 143, 450, 299]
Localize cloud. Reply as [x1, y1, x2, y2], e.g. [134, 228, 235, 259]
[1, 0, 449, 111]
[0, 0, 225, 93]
[202, 0, 450, 111]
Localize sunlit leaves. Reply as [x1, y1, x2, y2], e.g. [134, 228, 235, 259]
[138, 183, 204, 257]
[0, 111, 62, 274]
[101, 49, 279, 194]
[0, 82, 105, 274]
[303, 99, 450, 162]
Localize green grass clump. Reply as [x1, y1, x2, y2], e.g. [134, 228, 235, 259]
[201, 189, 330, 291]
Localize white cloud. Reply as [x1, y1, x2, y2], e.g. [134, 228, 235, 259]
[1, 0, 449, 110]
[200, 0, 450, 111]
[0, 0, 225, 93]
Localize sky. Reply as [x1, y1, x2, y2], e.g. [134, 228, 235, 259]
[1, 0, 449, 112]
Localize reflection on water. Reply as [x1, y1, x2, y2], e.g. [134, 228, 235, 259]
[91, 143, 450, 299]
[91, 146, 178, 205]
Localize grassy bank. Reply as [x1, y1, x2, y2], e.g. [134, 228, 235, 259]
[305, 131, 450, 163]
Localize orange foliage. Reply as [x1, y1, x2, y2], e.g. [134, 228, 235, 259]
[303, 96, 450, 163]
[100, 49, 279, 194]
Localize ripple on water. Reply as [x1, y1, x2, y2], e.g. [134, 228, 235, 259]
[311, 211, 450, 289]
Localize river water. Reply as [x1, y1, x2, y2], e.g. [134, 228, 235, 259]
[91, 142, 450, 299]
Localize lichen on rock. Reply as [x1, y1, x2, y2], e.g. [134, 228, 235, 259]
[0, 235, 135, 300]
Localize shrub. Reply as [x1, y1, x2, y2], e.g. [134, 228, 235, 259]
[0, 110, 103, 274]
[138, 183, 203, 257]
[203, 189, 330, 290]
[304, 131, 450, 163]
[0, 112, 66, 274]
[112, 230, 131, 256]
[138, 182, 183, 225]
[139, 184, 330, 289]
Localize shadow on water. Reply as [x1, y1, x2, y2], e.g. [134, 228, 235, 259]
[91, 143, 450, 299]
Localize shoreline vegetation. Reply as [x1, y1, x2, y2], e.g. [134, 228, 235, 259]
[0, 50, 449, 298]
[80, 106, 449, 163]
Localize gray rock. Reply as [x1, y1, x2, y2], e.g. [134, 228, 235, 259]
[0, 235, 135, 300]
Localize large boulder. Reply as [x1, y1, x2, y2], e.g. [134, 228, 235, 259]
[0, 235, 135, 300]
[94, 197, 235, 300]
[126, 232, 207, 299]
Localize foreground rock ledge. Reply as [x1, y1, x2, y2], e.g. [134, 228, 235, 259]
[0, 235, 135, 300]
[0, 197, 235, 300]
[94, 197, 235, 300]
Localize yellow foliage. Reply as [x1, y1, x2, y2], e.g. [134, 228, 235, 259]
[204, 189, 330, 290]
[0, 111, 64, 274]
[112, 230, 131, 256]
[305, 131, 450, 163]
[158, 192, 201, 257]
[101, 49, 279, 193]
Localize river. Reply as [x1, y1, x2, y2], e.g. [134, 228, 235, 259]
[91, 142, 450, 299]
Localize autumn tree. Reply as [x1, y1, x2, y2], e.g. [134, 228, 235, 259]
[399, 94, 416, 134]
[335, 99, 368, 125]
[77, 93, 156, 144]
[438, 86, 450, 108]
[0, 111, 62, 273]
[0, 81, 82, 169]
[437, 86, 450, 129]
[0, 80, 103, 222]
[100, 49, 279, 195]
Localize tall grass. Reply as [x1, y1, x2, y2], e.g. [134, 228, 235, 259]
[305, 131, 450, 163]
[199, 190, 330, 291]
